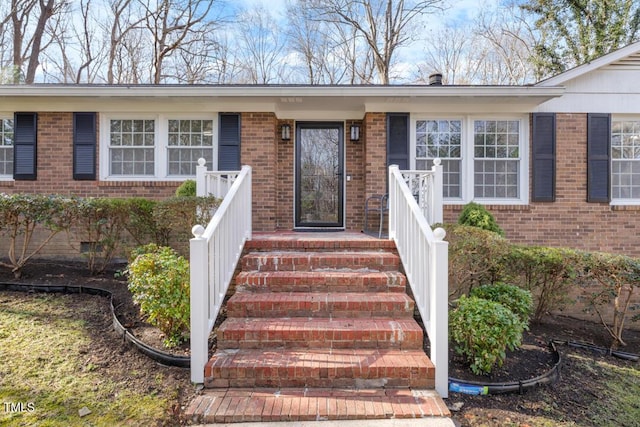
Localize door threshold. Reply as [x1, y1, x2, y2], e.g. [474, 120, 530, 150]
[293, 227, 346, 232]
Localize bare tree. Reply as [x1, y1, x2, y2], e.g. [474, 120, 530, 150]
[305, 0, 443, 84]
[3, 0, 67, 83]
[142, 0, 214, 84]
[417, 24, 471, 84]
[236, 4, 290, 84]
[105, 0, 148, 83]
[474, 3, 537, 84]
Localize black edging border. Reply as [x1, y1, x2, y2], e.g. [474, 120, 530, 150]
[3, 284, 638, 389]
[449, 338, 640, 396]
[449, 341, 562, 395]
[0, 283, 191, 368]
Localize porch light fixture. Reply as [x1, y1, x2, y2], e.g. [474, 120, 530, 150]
[350, 124, 360, 142]
[281, 124, 291, 141]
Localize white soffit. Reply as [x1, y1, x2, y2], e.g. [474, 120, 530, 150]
[0, 84, 564, 116]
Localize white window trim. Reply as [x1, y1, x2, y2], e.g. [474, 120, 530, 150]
[100, 113, 218, 181]
[0, 113, 14, 181]
[610, 115, 640, 206]
[410, 114, 529, 205]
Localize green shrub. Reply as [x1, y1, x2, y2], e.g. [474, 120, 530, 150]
[457, 202, 504, 236]
[153, 196, 219, 255]
[450, 295, 524, 375]
[503, 245, 579, 321]
[470, 282, 532, 328]
[123, 198, 158, 247]
[72, 197, 130, 274]
[444, 224, 510, 298]
[175, 180, 197, 197]
[127, 244, 190, 347]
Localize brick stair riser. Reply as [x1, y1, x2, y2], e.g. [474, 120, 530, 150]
[226, 294, 414, 318]
[206, 375, 434, 389]
[235, 271, 406, 293]
[204, 349, 435, 389]
[244, 240, 398, 252]
[241, 253, 400, 272]
[217, 323, 423, 350]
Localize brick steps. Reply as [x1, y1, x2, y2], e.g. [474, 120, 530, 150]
[226, 292, 414, 318]
[185, 388, 449, 424]
[217, 318, 423, 349]
[205, 349, 435, 389]
[192, 233, 448, 423]
[242, 251, 401, 272]
[235, 270, 407, 293]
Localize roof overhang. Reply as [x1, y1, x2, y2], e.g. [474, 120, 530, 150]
[0, 84, 565, 119]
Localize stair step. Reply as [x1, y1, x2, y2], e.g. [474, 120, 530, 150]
[242, 251, 401, 272]
[245, 235, 397, 252]
[184, 388, 451, 423]
[226, 292, 414, 318]
[235, 271, 406, 293]
[204, 349, 434, 389]
[217, 318, 424, 350]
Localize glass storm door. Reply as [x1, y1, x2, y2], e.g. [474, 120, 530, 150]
[295, 122, 344, 228]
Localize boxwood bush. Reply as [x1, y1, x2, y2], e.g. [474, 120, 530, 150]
[127, 244, 190, 348]
[450, 295, 525, 375]
[470, 282, 533, 328]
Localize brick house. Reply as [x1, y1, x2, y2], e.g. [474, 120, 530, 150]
[1, 42, 640, 256]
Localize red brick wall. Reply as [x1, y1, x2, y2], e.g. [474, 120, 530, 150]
[241, 112, 278, 232]
[345, 119, 365, 230]
[276, 119, 294, 230]
[444, 113, 640, 256]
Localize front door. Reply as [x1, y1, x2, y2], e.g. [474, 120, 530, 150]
[295, 122, 344, 228]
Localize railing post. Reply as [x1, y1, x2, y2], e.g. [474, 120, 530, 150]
[190, 224, 209, 384]
[196, 158, 207, 197]
[430, 227, 449, 398]
[388, 165, 398, 240]
[246, 166, 253, 240]
[432, 158, 443, 224]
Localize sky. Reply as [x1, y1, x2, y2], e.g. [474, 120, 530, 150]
[240, 0, 501, 80]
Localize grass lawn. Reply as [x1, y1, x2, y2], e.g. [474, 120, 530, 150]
[0, 292, 188, 426]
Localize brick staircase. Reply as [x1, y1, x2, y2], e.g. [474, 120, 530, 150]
[185, 233, 450, 424]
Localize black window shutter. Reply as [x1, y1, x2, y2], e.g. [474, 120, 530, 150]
[531, 113, 556, 202]
[218, 113, 241, 170]
[387, 113, 409, 169]
[73, 112, 97, 180]
[587, 113, 611, 202]
[13, 112, 37, 180]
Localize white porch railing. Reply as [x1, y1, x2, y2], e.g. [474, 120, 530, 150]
[195, 158, 241, 199]
[389, 163, 449, 398]
[190, 164, 252, 383]
[400, 158, 444, 225]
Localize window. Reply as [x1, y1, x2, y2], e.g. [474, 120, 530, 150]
[101, 114, 216, 180]
[109, 119, 155, 176]
[611, 119, 640, 200]
[0, 118, 13, 177]
[412, 116, 528, 204]
[168, 119, 214, 176]
[473, 120, 520, 199]
[415, 119, 461, 198]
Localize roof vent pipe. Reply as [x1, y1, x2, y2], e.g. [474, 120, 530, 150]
[429, 73, 443, 86]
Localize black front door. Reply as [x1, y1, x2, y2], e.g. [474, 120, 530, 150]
[295, 122, 344, 228]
